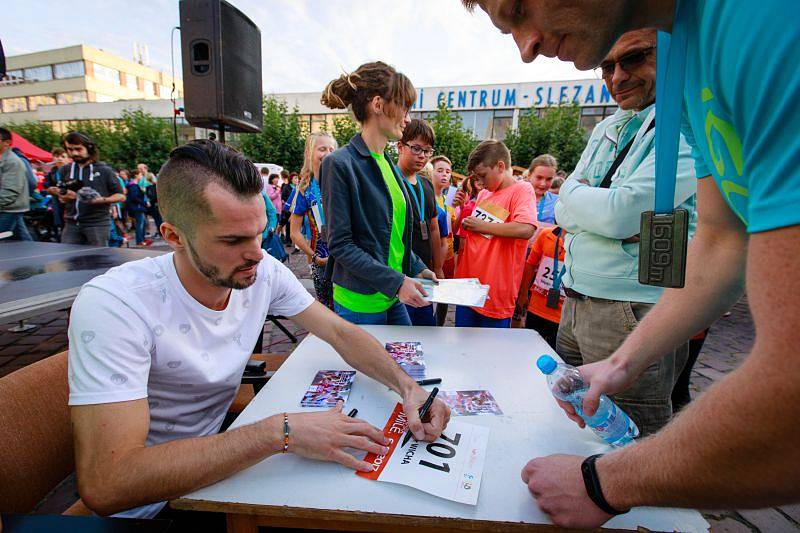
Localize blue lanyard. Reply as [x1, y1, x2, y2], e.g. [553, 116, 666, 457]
[404, 176, 425, 219]
[654, 0, 689, 214]
[551, 229, 566, 290]
[537, 193, 547, 219]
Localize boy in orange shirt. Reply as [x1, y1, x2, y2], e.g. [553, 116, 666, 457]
[514, 226, 566, 347]
[454, 140, 537, 328]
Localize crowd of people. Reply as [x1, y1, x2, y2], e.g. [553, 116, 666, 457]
[4, 0, 796, 528]
[0, 129, 164, 247]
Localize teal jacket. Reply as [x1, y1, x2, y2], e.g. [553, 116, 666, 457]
[0, 149, 30, 213]
[555, 105, 697, 303]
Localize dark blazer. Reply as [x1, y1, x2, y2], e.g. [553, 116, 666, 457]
[320, 133, 426, 299]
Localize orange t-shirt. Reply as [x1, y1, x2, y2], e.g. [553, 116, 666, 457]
[525, 227, 566, 324]
[455, 181, 537, 319]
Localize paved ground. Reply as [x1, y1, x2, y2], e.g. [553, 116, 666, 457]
[1, 238, 797, 531]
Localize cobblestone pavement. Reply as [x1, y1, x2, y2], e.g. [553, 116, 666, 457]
[0, 240, 797, 531]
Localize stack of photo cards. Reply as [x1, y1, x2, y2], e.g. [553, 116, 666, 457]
[441, 390, 503, 416]
[385, 342, 426, 380]
[300, 370, 356, 407]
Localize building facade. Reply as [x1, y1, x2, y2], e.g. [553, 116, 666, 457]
[276, 78, 618, 140]
[0, 45, 183, 124]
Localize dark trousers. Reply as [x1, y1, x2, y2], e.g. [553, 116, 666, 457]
[148, 206, 163, 236]
[406, 303, 437, 326]
[524, 312, 559, 348]
[61, 222, 110, 247]
[671, 330, 709, 411]
[0, 212, 33, 241]
[455, 306, 511, 328]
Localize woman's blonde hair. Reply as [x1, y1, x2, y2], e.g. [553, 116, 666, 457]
[321, 61, 416, 124]
[298, 132, 337, 194]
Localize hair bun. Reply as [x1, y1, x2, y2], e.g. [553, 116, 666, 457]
[321, 73, 358, 109]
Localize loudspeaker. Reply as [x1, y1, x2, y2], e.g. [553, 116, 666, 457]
[179, 0, 263, 133]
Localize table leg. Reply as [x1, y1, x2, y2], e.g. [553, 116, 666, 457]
[226, 513, 258, 533]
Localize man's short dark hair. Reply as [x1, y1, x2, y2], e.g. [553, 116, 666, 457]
[401, 119, 435, 146]
[259, 167, 270, 175]
[51, 147, 66, 157]
[0, 127, 11, 142]
[157, 139, 263, 235]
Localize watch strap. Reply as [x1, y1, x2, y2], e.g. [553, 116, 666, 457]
[581, 454, 628, 515]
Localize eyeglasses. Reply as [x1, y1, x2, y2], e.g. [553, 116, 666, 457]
[598, 46, 656, 78]
[402, 143, 434, 158]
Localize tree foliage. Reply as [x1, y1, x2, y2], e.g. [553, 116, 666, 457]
[428, 103, 479, 175]
[330, 114, 358, 148]
[0, 120, 61, 152]
[237, 96, 305, 171]
[504, 104, 587, 173]
[3, 109, 174, 171]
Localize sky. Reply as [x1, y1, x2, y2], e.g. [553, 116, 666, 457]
[4, 0, 597, 94]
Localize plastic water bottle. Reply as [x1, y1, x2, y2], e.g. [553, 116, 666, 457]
[536, 355, 639, 447]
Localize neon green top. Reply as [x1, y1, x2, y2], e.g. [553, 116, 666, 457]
[333, 152, 407, 313]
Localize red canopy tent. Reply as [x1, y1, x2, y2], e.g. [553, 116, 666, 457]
[10, 132, 53, 163]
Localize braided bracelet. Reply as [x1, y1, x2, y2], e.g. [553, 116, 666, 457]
[282, 413, 290, 453]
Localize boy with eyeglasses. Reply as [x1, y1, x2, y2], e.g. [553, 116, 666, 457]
[396, 119, 443, 326]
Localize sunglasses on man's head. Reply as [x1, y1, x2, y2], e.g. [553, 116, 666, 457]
[599, 46, 656, 78]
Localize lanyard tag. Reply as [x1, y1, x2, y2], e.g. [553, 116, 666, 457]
[419, 220, 429, 241]
[638, 209, 689, 288]
[546, 288, 561, 309]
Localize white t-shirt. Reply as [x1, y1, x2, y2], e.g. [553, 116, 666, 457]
[67, 250, 314, 518]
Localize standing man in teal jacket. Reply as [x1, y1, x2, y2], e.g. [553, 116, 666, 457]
[554, 29, 697, 437]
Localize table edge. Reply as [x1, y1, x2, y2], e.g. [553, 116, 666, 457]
[169, 497, 633, 532]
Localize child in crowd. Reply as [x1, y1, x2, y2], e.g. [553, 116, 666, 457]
[454, 140, 537, 328]
[514, 226, 566, 347]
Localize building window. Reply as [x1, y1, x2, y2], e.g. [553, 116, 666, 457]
[93, 64, 120, 85]
[4, 69, 23, 80]
[2, 97, 29, 113]
[125, 74, 138, 91]
[56, 91, 88, 105]
[491, 110, 514, 140]
[28, 94, 57, 110]
[94, 94, 116, 103]
[143, 82, 155, 96]
[54, 61, 86, 79]
[23, 65, 53, 82]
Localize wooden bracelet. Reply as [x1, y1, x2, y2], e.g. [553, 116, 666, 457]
[282, 413, 290, 453]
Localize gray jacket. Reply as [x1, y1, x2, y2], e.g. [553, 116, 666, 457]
[0, 149, 30, 213]
[320, 133, 426, 299]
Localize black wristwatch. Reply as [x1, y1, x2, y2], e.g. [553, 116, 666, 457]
[581, 454, 628, 515]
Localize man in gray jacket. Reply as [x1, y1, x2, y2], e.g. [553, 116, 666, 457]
[0, 127, 32, 241]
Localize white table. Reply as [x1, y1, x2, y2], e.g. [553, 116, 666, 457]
[173, 326, 708, 532]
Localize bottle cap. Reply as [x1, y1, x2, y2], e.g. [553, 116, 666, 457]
[536, 355, 557, 375]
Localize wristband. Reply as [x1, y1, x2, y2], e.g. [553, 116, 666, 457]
[581, 454, 628, 515]
[282, 413, 290, 453]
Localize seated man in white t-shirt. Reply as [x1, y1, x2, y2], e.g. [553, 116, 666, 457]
[68, 140, 451, 518]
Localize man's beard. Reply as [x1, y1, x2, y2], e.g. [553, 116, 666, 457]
[72, 155, 90, 165]
[185, 239, 258, 290]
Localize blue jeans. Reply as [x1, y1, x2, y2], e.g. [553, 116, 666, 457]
[334, 300, 412, 326]
[0, 212, 33, 241]
[405, 304, 436, 326]
[455, 306, 511, 328]
[132, 211, 146, 244]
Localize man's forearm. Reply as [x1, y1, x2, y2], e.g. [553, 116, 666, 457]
[600, 343, 800, 510]
[105, 193, 126, 204]
[329, 321, 415, 397]
[611, 225, 746, 376]
[80, 415, 283, 515]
